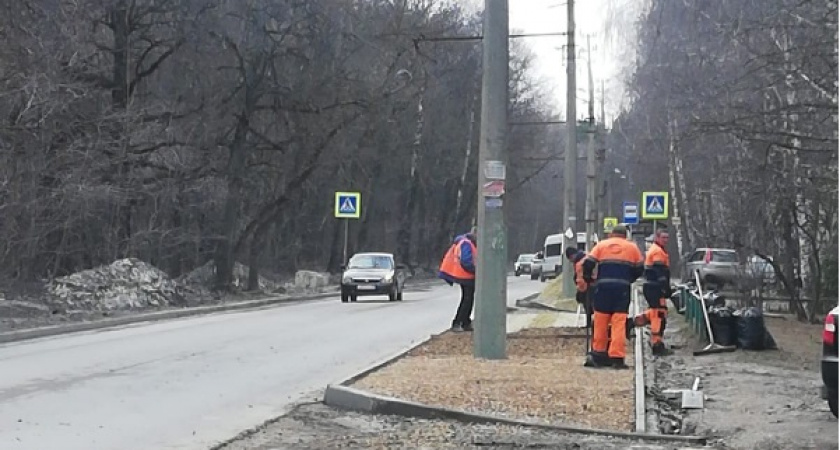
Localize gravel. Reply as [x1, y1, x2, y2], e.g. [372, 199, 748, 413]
[352, 327, 636, 432]
[216, 401, 699, 450]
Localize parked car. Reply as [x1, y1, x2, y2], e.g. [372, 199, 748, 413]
[821, 305, 838, 417]
[530, 252, 544, 280]
[682, 248, 742, 288]
[514, 254, 535, 276]
[340, 252, 406, 303]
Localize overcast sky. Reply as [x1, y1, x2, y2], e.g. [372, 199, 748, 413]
[454, 0, 640, 124]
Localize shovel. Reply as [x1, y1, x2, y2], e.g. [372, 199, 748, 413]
[692, 270, 737, 356]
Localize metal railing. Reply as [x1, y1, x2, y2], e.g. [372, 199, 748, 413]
[678, 285, 709, 342]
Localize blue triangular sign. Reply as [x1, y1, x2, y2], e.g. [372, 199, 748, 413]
[339, 197, 356, 213]
[647, 197, 664, 214]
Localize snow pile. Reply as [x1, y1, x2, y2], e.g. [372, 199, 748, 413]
[48, 258, 185, 310]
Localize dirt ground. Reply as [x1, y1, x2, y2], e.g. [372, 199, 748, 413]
[353, 327, 635, 431]
[652, 311, 838, 450]
[216, 401, 699, 450]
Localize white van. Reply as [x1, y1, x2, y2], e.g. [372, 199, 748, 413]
[538, 232, 599, 282]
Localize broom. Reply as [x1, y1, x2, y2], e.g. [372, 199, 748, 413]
[692, 269, 737, 356]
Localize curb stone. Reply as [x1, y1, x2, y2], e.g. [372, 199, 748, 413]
[0, 280, 441, 345]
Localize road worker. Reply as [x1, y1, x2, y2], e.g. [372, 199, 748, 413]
[565, 247, 592, 329]
[582, 224, 644, 369]
[438, 227, 477, 332]
[633, 228, 673, 356]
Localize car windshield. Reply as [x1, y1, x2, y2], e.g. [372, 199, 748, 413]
[545, 243, 561, 258]
[518, 255, 533, 262]
[712, 251, 738, 263]
[348, 255, 393, 269]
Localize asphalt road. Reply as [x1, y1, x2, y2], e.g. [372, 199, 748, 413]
[0, 276, 540, 450]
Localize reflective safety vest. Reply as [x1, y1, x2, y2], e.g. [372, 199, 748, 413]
[439, 238, 476, 282]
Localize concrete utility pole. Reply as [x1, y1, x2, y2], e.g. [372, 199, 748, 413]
[584, 34, 597, 251]
[561, 0, 577, 297]
[594, 80, 606, 237]
[473, 0, 508, 360]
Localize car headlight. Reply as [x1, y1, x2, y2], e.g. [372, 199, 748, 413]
[384, 272, 394, 283]
[342, 277, 352, 284]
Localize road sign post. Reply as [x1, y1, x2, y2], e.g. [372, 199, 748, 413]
[335, 192, 361, 264]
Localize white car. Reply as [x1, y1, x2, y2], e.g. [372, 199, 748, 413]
[514, 254, 535, 276]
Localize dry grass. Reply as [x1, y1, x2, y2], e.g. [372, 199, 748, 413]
[353, 327, 636, 431]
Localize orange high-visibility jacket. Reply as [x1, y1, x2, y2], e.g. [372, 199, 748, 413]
[438, 237, 476, 284]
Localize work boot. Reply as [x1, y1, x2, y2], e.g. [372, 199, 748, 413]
[462, 323, 474, 332]
[584, 351, 610, 368]
[450, 324, 465, 333]
[652, 342, 673, 356]
[611, 358, 630, 370]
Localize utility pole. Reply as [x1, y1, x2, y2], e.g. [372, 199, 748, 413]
[594, 80, 606, 238]
[584, 34, 596, 251]
[474, 0, 508, 360]
[561, 0, 577, 297]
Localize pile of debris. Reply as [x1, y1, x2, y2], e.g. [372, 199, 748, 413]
[48, 258, 186, 311]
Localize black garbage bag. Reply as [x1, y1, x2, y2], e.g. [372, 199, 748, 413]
[734, 307, 778, 350]
[708, 305, 737, 346]
[670, 291, 683, 313]
[704, 291, 727, 308]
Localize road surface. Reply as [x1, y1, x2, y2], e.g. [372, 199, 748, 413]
[0, 276, 540, 450]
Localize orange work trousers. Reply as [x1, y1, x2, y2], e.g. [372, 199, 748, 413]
[592, 311, 628, 359]
[635, 298, 667, 345]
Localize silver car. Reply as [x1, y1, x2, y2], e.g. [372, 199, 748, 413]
[340, 253, 406, 303]
[682, 248, 741, 288]
[514, 254, 535, 276]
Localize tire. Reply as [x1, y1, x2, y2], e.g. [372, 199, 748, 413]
[350, 295, 357, 302]
[540, 275, 546, 283]
[829, 390, 838, 418]
[515, 270, 521, 277]
[530, 273, 538, 280]
[341, 291, 349, 303]
[389, 287, 397, 302]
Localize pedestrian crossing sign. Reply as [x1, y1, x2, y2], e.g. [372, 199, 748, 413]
[335, 192, 361, 219]
[642, 192, 669, 220]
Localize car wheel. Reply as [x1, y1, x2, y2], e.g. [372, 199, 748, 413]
[389, 285, 398, 302]
[341, 291, 349, 303]
[829, 390, 838, 418]
[515, 270, 521, 277]
[540, 275, 546, 282]
[530, 273, 538, 280]
[350, 295, 357, 302]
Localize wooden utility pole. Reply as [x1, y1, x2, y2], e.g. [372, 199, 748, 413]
[473, 0, 509, 359]
[561, 0, 577, 297]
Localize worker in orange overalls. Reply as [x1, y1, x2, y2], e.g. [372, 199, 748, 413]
[566, 247, 593, 329]
[633, 228, 673, 356]
[581, 224, 644, 369]
[438, 228, 477, 332]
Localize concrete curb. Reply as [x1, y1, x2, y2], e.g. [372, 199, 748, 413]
[0, 279, 442, 345]
[323, 385, 706, 445]
[634, 288, 647, 433]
